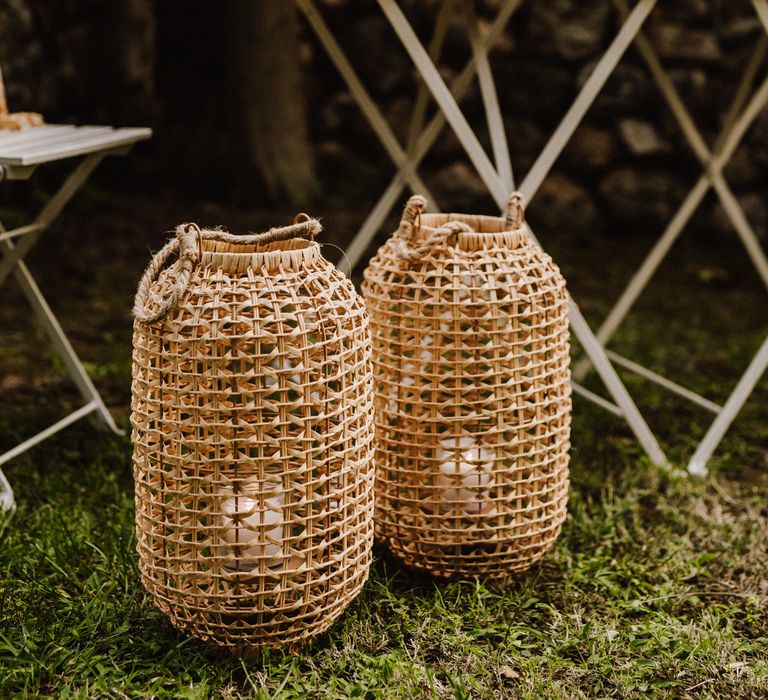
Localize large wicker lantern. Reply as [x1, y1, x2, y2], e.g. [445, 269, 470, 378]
[131, 219, 375, 653]
[362, 194, 571, 582]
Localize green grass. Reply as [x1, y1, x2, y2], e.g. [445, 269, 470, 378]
[1, 419, 766, 698]
[0, 196, 767, 698]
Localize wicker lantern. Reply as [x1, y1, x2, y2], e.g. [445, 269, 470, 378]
[362, 193, 571, 582]
[131, 219, 375, 653]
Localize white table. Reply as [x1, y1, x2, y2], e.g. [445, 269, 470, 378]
[0, 124, 152, 510]
[297, 0, 768, 474]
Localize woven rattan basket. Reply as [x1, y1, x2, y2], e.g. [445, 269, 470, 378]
[362, 193, 571, 582]
[131, 218, 375, 654]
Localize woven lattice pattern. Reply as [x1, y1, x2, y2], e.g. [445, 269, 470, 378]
[362, 195, 571, 581]
[131, 226, 375, 653]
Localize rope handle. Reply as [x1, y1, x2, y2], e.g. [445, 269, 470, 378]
[504, 191, 526, 229]
[398, 194, 427, 233]
[133, 217, 322, 325]
[395, 194, 472, 262]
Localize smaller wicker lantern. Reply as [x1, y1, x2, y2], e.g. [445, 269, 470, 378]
[362, 193, 571, 582]
[131, 218, 375, 654]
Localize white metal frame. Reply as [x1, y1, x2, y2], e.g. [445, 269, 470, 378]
[297, 0, 768, 474]
[298, 0, 666, 467]
[573, 0, 768, 475]
[0, 126, 151, 510]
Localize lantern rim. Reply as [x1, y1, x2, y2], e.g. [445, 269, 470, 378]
[416, 213, 527, 250]
[199, 236, 321, 274]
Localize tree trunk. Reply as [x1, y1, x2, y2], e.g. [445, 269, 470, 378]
[231, 3, 316, 207]
[103, 0, 157, 122]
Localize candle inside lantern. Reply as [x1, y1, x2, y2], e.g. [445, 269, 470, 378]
[264, 357, 301, 389]
[220, 480, 296, 573]
[438, 310, 453, 333]
[419, 335, 434, 362]
[221, 489, 284, 559]
[435, 436, 494, 515]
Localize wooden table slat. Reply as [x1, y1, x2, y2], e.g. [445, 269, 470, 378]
[0, 127, 152, 166]
[0, 124, 77, 148]
[0, 126, 116, 157]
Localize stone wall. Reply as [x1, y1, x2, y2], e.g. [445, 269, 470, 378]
[0, 0, 156, 124]
[305, 0, 768, 239]
[0, 0, 765, 239]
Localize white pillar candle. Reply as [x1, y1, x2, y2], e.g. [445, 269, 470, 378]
[419, 335, 434, 362]
[401, 361, 417, 387]
[435, 436, 494, 515]
[221, 488, 285, 563]
[264, 357, 301, 389]
[438, 310, 453, 333]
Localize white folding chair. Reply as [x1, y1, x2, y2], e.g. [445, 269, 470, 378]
[298, 0, 768, 474]
[298, 0, 667, 468]
[0, 124, 151, 510]
[571, 0, 768, 475]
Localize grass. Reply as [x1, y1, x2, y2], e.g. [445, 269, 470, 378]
[0, 193, 767, 698]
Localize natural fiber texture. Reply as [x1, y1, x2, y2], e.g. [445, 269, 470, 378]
[0, 67, 43, 131]
[362, 193, 571, 582]
[131, 221, 375, 653]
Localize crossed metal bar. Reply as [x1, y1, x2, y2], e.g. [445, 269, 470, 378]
[298, 0, 768, 472]
[295, 0, 526, 274]
[571, 0, 768, 474]
[575, 11, 768, 382]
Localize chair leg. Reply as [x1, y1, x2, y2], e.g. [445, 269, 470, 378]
[462, 0, 514, 193]
[567, 298, 667, 467]
[688, 336, 768, 475]
[305, 0, 522, 275]
[0, 154, 103, 288]
[2, 249, 123, 435]
[0, 152, 122, 438]
[0, 148, 138, 507]
[518, 0, 659, 200]
[573, 22, 768, 381]
[0, 467, 14, 512]
[295, 0, 435, 203]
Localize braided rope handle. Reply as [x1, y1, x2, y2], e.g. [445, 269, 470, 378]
[505, 191, 525, 229]
[395, 195, 472, 262]
[133, 217, 322, 325]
